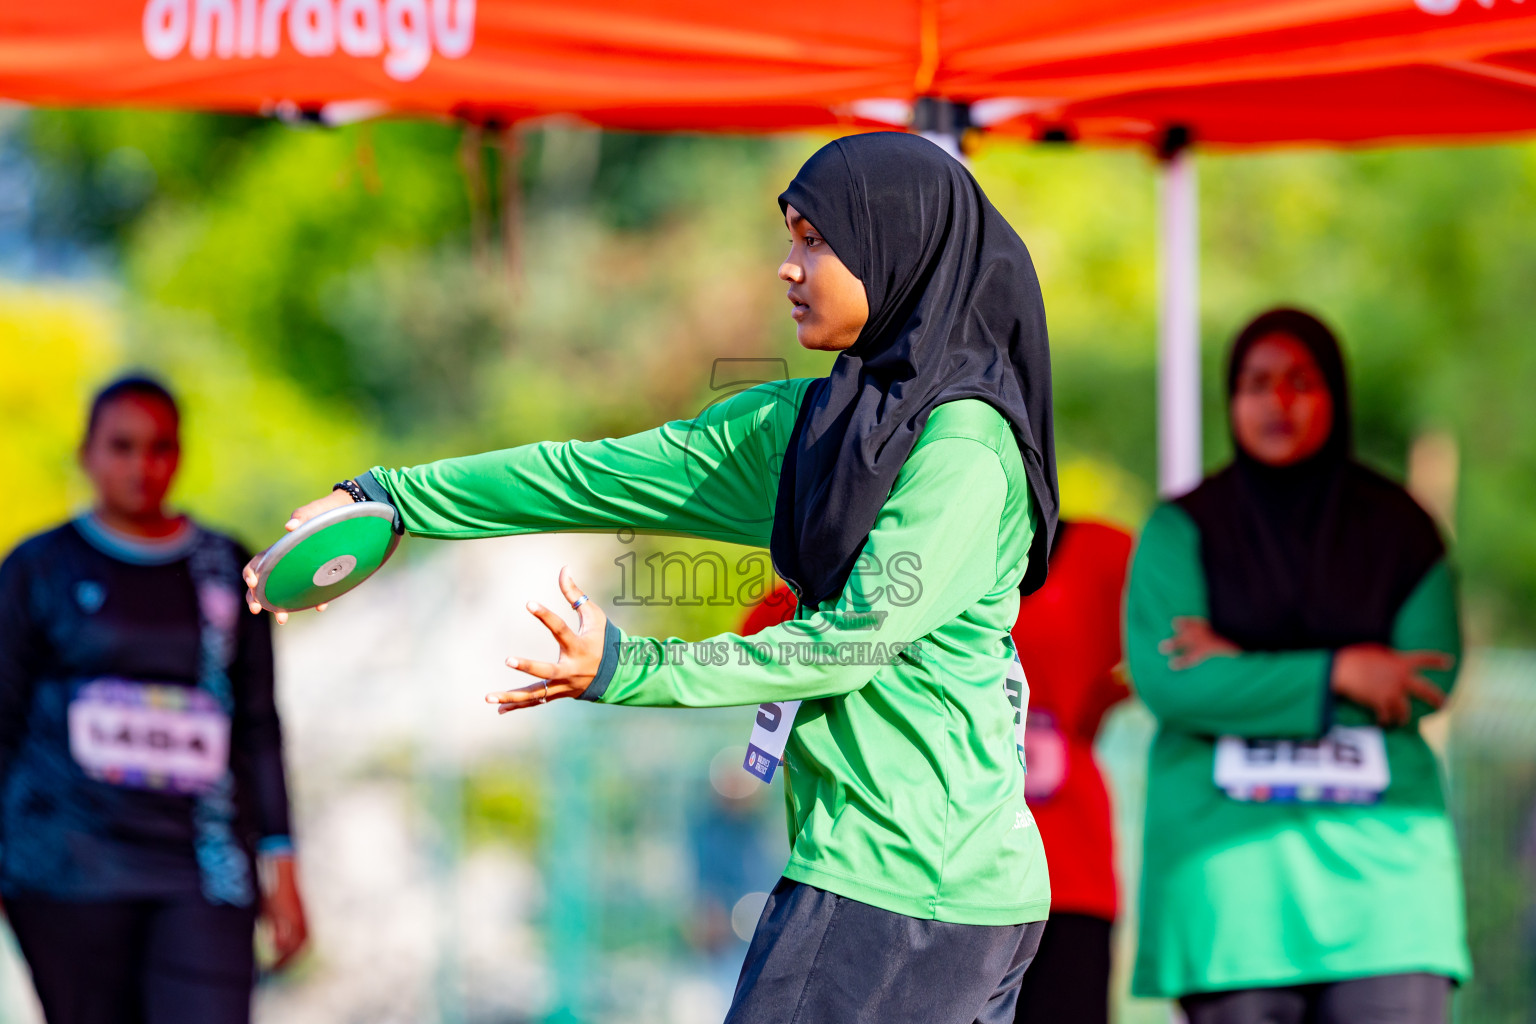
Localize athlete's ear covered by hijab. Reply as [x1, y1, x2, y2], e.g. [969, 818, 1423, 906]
[768, 131, 1060, 609]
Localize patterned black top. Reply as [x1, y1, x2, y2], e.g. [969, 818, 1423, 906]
[0, 515, 291, 904]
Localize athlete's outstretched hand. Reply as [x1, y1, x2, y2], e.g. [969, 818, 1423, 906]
[486, 565, 608, 713]
[240, 490, 352, 623]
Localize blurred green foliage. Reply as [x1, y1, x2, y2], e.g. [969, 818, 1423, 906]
[3, 110, 1536, 644]
[462, 763, 542, 851]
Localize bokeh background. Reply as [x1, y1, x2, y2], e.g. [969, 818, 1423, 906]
[2, 108, 1535, 1022]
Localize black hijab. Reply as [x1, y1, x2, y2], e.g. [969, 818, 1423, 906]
[767, 131, 1059, 610]
[1175, 308, 1444, 651]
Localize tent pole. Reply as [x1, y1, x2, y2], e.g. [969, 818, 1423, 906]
[914, 97, 970, 166]
[499, 124, 524, 294]
[1157, 138, 1201, 498]
[459, 122, 490, 271]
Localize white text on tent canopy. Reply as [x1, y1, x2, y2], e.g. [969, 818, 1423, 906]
[142, 0, 475, 82]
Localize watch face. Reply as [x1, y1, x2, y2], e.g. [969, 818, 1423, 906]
[253, 502, 401, 612]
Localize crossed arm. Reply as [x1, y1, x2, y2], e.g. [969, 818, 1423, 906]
[1126, 503, 1459, 738]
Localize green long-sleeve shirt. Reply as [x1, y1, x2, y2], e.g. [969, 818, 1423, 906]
[1126, 501, 1470, 998]
[362, 377, 1050, 925]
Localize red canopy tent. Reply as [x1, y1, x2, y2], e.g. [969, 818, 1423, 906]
[4, 0, 1533, 142]
[4, 0, 1535, 488]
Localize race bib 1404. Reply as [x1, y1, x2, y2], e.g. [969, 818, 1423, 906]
[1214, 726, 1390, 804]
[68, 679, 230, 795]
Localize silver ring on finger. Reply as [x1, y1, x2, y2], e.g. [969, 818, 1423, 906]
[540, 681, 548, 704]
[571, 593, 590, 610]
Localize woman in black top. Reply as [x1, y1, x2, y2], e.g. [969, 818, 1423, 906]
[0, 376, 308, 1024]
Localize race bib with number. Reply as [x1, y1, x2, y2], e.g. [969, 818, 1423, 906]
[1023, 709, 1068, 802]
[68, 679, 231, 795]
[1214, 726, 1390, 804]
[741, 640, 1032, 785]
[1004, 647, 1028, 771]
[743, 699, 802, 783]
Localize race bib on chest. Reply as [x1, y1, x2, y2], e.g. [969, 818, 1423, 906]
[1214, 726, 1390, 804]
[1023, 709, 1068, 802]
[68, 679, 231, 795]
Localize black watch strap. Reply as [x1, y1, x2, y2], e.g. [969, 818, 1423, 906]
[353, 471, 405, 535]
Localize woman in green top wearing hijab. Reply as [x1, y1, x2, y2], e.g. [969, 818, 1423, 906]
[246, 132, 1061, 1023]
[1125, 308, 1468, 1023]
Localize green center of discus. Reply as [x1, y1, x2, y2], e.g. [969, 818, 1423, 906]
[262, 516, 396, 611]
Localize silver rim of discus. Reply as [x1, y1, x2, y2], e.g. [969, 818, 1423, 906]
[252, 501, 401, 613]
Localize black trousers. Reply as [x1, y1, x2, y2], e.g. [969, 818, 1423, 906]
[725, 876, 1047, 1024]
[1179, 973, 1452, 1024]
[1013, 912, 1112, 1024]
[4, 895, 258, 1024]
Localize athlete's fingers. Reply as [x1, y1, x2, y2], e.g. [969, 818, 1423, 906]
[316, 603, 329, 613]
[1159, 632, 1195, 656]
[1160, 617, 1207, 655]
[243, 562, 261, 614]
[1403, 650, 1455, 672]
[286, 491, 351, 531]
[498, 682, 575, 712]
[526, 601, 578, 649]
[275, 610, 288, 625]
[486, 681, 569, 712]
[1169, 616, 1209, 634]
[503, 655, 560, 679]
[557, 565, 592, 632]
[498, 697, 546, 714]
[1406, 674, 1447, 709]
[484, 684, 546, 704]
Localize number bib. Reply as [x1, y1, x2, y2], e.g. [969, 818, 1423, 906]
[1022, 710, 1068, 802]
[68, 679, 231, 795]
[1214, 726, 1390, 804]
[740, 643, 1032, 785]
[743, 699, 802, 783]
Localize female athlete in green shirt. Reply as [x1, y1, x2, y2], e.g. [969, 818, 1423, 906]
[1125, 308, 1468, 1023]
[246, 132, 1062, 1024]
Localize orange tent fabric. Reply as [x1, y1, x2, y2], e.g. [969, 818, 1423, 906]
[2, 0, 1534, 145]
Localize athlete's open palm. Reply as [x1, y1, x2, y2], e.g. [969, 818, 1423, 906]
[486, 565, 608, 713]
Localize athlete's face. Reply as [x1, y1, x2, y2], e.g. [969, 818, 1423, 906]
[1230, 333, 1335, 467]
[779, 204, 870, 351]
[80, 396, 181, 519]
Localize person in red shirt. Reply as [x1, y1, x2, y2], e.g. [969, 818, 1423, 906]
[1011, 519, 1134, 1024]
[741, 584, 798, 639]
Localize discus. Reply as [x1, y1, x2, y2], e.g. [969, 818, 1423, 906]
[251, 501, 401, 613]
